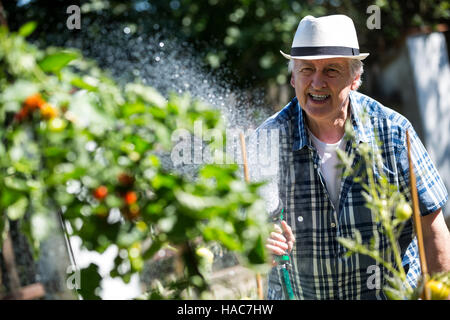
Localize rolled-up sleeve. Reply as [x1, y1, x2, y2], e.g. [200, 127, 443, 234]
[397, 124, 448, 216]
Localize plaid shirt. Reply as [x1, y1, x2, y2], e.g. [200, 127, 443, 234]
[256, 90, 448, 300]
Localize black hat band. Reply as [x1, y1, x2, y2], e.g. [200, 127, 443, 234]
[290, 46, 360, 56]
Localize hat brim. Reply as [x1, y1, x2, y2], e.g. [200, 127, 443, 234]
[280, 50, 369, 61]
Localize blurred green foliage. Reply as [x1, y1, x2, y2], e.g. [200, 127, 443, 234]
[4, 0, 450, 87]
[0, 22, 271, 299]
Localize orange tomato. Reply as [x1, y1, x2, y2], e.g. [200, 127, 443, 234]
[93, 186, 108, 200]
[23, 93, 45, 111]
[124, 191, 138, 205]
[15, 93, 46, 122]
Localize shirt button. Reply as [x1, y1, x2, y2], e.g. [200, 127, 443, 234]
[297, 216, 303, 222]
[331, 222, 336, 228]
[314, 164, 318, 169]
[274, 284, 282, 291]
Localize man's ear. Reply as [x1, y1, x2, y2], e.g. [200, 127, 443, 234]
[350, 74, 361, 90]
[290, 74, 295, 88]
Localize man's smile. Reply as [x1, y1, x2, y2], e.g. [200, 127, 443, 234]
[308, 93, 331, 104]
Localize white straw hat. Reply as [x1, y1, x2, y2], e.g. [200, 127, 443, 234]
[280, 15, 369, 60]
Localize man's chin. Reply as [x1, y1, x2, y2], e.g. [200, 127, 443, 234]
[302, 103, 336, 120]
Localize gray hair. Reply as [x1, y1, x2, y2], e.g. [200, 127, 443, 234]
[288, 58, 364, 90]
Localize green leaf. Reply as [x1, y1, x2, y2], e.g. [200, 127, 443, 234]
[125, 83, 166, 108]
[4, 176, 29, 192]
[18, 21, 37, 37]
[77, 263, 102, 300]
[247, 235, 266, 264]
[203, 226, 241, 251]
[121, 102, 146, 117]
[142, 240, 164, 260]
[70, 77, 98, 91]
[38, 51, 79, 73]
[6, 196, 29, 220]
[383, 286, 405, 300]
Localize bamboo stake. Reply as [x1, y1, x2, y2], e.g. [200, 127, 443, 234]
[406, 130, 430, 300]
[2, 232, 21, 296]
[239, 132, 264, 300]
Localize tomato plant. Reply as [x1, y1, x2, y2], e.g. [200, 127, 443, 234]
[0, 23, 271, 299]
[336, 115, 450, 300]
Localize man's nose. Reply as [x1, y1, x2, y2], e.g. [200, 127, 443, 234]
[310, 72, 326, 89]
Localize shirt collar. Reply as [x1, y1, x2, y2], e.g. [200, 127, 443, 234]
[292, 97, 310, 151]
[348, 90, 370, 144]
[292, 91, 369, 152]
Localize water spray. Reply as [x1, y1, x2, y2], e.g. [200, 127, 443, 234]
[239, 132, 264, 300]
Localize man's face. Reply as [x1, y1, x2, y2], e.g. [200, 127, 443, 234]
[290, 58, 360, 123]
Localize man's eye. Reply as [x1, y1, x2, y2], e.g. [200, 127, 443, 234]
[326, 69, 339, 76]
[300, 68, 313, 73]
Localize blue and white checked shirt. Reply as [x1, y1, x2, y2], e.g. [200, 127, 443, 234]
[257, 91, 448, 300]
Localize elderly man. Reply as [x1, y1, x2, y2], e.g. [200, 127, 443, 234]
[260, 15, 450, 299]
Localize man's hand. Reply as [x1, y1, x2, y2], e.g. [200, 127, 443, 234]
[265, 221, 295, 266]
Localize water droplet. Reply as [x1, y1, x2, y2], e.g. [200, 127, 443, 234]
[159, 42, 164, 48]
[155, 56, 160, 62]
[123, 27, 131, 34]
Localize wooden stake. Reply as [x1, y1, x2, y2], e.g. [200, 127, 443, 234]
[239, 132, 264, 300]
[406, 130, 430, 300]
[2, 232, 21, 296]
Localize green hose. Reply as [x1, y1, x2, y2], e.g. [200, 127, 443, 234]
[275, 208, 296, 300]
[280, 267, 295, 300]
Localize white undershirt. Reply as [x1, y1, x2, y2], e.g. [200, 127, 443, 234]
[307, 128, 346, 210]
